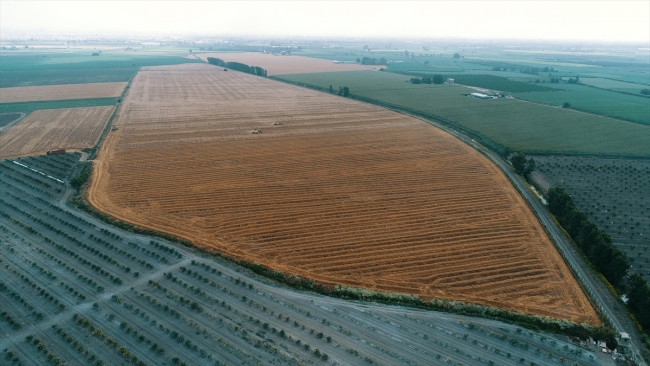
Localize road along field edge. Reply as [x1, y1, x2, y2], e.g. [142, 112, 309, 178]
[81, 157, 603, 341]
[270, 73, 650, 364]
[77, 68, 614, 341]
[336, 96, 650, 365]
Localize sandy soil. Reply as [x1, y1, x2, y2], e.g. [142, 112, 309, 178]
[0, 82, 127, 103]
[197, 52, 376, 75]
[88, 64, 598, 324]
[0, 106, 114, 159]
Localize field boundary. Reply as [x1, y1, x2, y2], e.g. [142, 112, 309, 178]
[272, 76, 650, 159]
[0, 98, 119, 114]
[0, 112, 26, 133]
[513, 95, 650, 127]
[72, 173, 603, 339]
[71, 69, 611, 339]
[83, 69, 138, 160]
[271, 74, 650, 344]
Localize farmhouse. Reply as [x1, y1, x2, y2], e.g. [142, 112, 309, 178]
[447, 78, 455, 84]
[470, 92, 493, 99]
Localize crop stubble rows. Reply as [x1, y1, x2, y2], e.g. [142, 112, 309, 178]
[0, 82, 127, 103]
[89, 64, 598, 324]
[0, 155, 599, 365]
[0, 106, 115, 159]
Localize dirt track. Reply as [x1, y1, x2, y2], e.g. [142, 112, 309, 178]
[88, 64, 598, 324]
[0, 82, 127, 103]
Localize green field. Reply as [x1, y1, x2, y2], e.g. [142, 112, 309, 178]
[275, 70, 650, 157]
[0, 52, 202, 87]
[398, 73, 561, 93]
[0, 98, 118, 114]
[514, 83, 650, 125]
[0, 112, 22, 128]
[579, 78, 650, 93]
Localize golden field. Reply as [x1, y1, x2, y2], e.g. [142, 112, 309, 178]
[88, 64, 598, 324]
[0, 106, 115, 159]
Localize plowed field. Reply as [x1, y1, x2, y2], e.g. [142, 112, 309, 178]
[0, 106, 114, 159]
[89, 64, 598, 324]
[197, 52, 374, 75]
[0, 82, 127, 103]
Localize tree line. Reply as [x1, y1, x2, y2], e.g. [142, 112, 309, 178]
[547, 187, 650, 344]
[547, 187, 629, 287]
[627, 273, 650, 339]
[506, 150, 535, 182]
[328, 85, 349, 97]
[356, 57, 387, 65]
[207, 57, 267, 77]
[409, 75, 444, 84]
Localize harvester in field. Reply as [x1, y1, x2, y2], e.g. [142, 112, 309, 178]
[47, 148, 66, 155]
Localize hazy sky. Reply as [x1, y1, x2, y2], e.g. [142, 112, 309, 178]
[2, 1, 649, 43]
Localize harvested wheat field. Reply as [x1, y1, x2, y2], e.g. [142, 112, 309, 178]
[0, 82, 127, 103]
[89, 64, 598, 324]
[198, 52, 375, 75]
[0, 106, 114, 159]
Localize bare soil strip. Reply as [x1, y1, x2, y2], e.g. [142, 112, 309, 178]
[197, 52, 376, 75]
[0, 82, 127, 103]
[0, 106, 114, 159]
[88, 64, 598, 324]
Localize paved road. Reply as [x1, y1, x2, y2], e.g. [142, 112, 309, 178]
[393, 109, 648, 366]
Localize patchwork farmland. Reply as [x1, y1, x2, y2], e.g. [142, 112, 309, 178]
[88, 63, 598, 324]
[0, 106, 114, 160]
[0, 154, 604, 365]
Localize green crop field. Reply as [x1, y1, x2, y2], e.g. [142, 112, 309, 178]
[275, 70, 650, 157]
[580, 78, 650, 93]
[0, 98, 118, 114]
[398, 73, 560, 93]
[0, 112, 22, 128]
[514, 83, 650, 125]
[0, 52, 202, 87]
[385, 60, 461, 73]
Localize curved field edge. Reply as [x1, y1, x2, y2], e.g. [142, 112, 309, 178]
[91, 122, 596, 322]
[0, 157, 609, 366]
[84, 65, 598, 325]
[84, 113, 598, 329]
[75, 166, 601, 338]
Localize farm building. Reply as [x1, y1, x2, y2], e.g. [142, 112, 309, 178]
[447, 78, 455, 84]
[470, 92, 494, 99]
